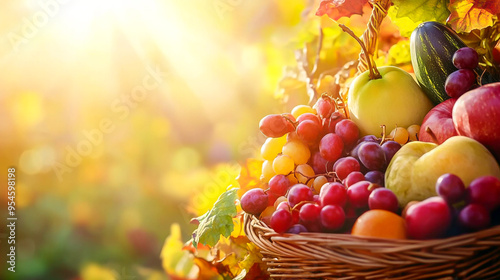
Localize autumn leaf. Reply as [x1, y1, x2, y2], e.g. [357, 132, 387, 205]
[316, 0, 369, 21]
[191, 188, 239, 248]
[193, 258, 224, 280]
[389, 0, 449, 37]
[447, 0, 500, 33]
[160, 224, 198, 280]
[235, 159, 264, 198]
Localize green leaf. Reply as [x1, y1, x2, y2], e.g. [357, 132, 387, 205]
[390, 0, 450, 37]
[191, 188, 239, 248]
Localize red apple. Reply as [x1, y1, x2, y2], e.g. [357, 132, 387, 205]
[419, 98, 458, 144]
[405, 197, 452, 240]
[452, 82, 500, 161]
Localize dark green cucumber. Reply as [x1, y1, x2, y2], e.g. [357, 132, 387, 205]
[410, 22, 467, 105]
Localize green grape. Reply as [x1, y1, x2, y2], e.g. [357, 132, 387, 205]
[390, 127, 409, 145]
[291, 104, 317, 119]
[282, 140, 311, 165]
[313, 175, 328, 194]
[273, 154, 295, 175]
[261, 135, 287, 160]
[407, 124, 420, 142]
[295, 164, 315, 186]
[261, 160, 275, 182]
[287, 173, 298, 185]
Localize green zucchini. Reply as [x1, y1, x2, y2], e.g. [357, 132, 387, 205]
[410, 22, 467, 105]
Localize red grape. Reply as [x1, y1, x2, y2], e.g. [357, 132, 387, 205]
[267, 191, 280, 206]
[334, 156, 360, 180]
[343, 171, 365, 188]
[276, 201, 290, 211]
[445, 69, 476, 98]
[453, 47, 479, 70]
[320, 182, 347, 207]
[291, 208, 300, 224]
[335, 119, 360, 149]
[459, 204, 491, 231]
[270, 209, 293, 233]
[357, 142, 386, 171]
[310, 151, 330, 174]
[287, 184, 314, 207]
[299, 203, 321, 223]
[368, 188, 399, 213]
[320, 205, 345, 231]
[269, 174, 291, 197]
[259, 114, 295, 138]
[322, 111, 345, 134]
[467, 176, 500, 211]
[319, 133, 344, 162]
[296, 120, 321, 143]
[347, 181, 381, 209]
[240, 188, 268, 216]
[297, 113, 321, 126]
[314, 96, 335, 119]
[435, 173, 466, 204]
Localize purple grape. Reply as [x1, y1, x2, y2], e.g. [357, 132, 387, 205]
[459, 204, 490, 232]
[436, 173, 465, 204]
[453, 47, 479, 70]
[286, 224, 308, 234]
[445, 69, 476, 98]
[351, 136, 380, 158]
[365, 170, 385, 187]
[357, 142, 386, 171]
[381, 140, 401, 164]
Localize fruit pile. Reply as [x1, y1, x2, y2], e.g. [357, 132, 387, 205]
[240, 21, 500, 241]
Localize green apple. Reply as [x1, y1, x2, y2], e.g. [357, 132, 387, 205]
[348, 66, 434, 136]
[386, 136, 500, 207]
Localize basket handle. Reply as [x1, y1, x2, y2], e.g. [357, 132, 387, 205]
[357, 0, 392, 74]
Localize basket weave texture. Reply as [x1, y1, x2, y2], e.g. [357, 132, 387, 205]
[244, 213, 500, 280]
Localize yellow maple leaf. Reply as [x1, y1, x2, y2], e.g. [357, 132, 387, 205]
[447, 0, 500, 33]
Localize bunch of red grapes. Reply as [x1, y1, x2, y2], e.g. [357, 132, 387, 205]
[240, 96, 403, 233]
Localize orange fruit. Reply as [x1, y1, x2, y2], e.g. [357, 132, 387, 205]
[351, 209, 407, 239]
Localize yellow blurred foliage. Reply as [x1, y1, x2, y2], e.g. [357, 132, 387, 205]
[187, 163, 241, 217]
[160, 223, 198, 279]
[80, 263, 118, 280]
[10, 91, 44, 130]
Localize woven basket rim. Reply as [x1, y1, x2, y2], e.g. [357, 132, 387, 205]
[244, 212, 500, 247]
[244, 213, 500, 279]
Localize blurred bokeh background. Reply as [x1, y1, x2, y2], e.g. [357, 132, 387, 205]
[0, 0, 322, 279]
[0, 0, 400, 278]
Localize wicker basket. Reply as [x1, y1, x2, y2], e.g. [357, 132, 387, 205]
[244, 213, 500, 279]
[243, 1, 500, 279]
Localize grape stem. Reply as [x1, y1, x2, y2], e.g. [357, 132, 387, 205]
[379, 125, 387, 144]
[293, 170, 340, 184]
[338, 24, 382, 80]
[281, 114, 298, 128]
